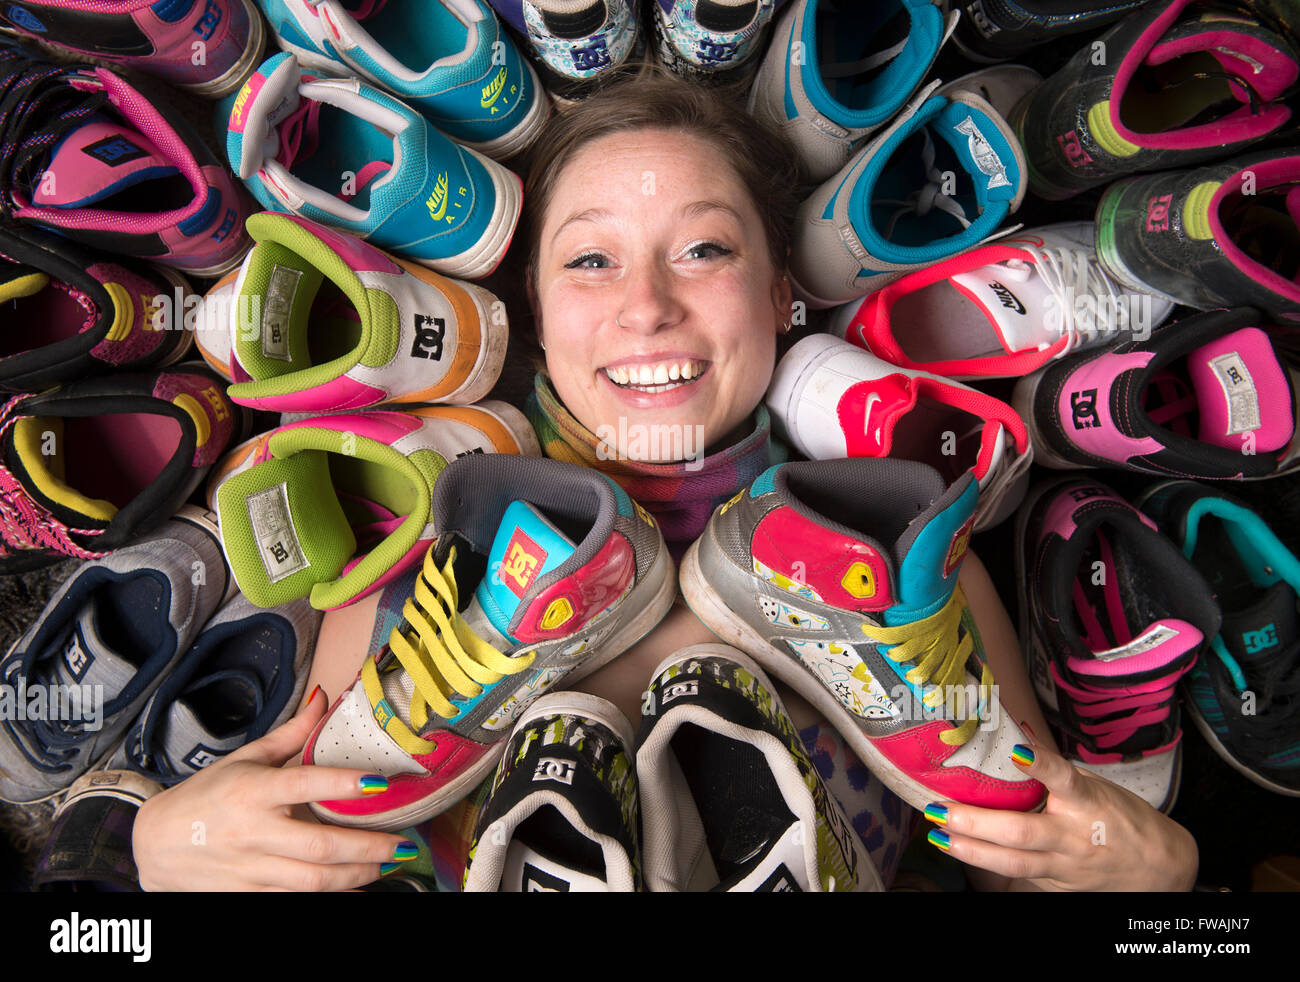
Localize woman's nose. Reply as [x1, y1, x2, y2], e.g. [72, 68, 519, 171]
[615, 259, 684, 335]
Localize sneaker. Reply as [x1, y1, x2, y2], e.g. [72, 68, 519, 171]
[109, 593, 321, 785]
[0, 0, 266, 97]
[680, 457, 1046, 813]
[1012, 306, 1300, 479]
[1095, 150, 1300, 324]
[489, 0, 641, 103]
[747, 0, 957, 182]
[952, 0, 1148, 64]
[1014, 478, 1220, 811]
[194, 212, 508, 413]
[1007, 0, 1300, 201]
[462, 691, 641, 891]
[636, 643, 883, 891]
[766, 334, 1032, 530]
[254, 0, 548, 159]
[1137, 480, 1300, 796]
[226, 51, 522, 280]
[653, 0, 786, 85]
[0, 506, 229, 803]
[831, 221, 1176, 379]
[0, 45, 255, 276]
[0, 222, 196, 391]
[0, 368, 240, 573]
[208, 402, 541, 611]
[789, 71, 1031, 309]
[303, 453, 676, 830]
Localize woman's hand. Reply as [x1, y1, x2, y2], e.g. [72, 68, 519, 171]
[923, 742, 1198, 892]
[133, 687, 416, 892]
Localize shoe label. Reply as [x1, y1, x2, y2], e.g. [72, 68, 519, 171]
[955, 116, 1011, 191]
[261, 264, 301, 362]
[1206, 352, 1260, 436]
[246, 483, 309, 583]
[1094, 622, 1180, 662]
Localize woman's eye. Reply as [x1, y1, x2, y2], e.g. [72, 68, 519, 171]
[565, 252, 609, 269]
[684, 241, 732, 261]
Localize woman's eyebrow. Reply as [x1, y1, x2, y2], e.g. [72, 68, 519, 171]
[552, 208, 610, 240]
[553, 200, 744, 241]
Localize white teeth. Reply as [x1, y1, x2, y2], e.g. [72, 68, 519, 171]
[605, 359, 707, 390]
[669, 363, 681, 381]
[682, 361, 695, 380]
[653, 364, 669, 384]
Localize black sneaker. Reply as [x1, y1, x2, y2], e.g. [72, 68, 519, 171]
[1012, 307, 1300, 479]
[1007, 0, 1300, 200]
[1095, 149, 1300, 324]
[0, 223, 195, 392]
[1014, 478, 1221, 811]
[635, 643, 882, 892]
[462, 692, 641, 892]
[952, 0, 1148, 63]
[1137, 480, 1300, 797]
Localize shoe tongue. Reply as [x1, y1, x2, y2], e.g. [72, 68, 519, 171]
[156, 669, 263, 773]
[32, 119, 177, 210]
[1219, 579, 1300, 669]
[467, 501, 577, 643]
[948, 259, 1058, 355]
[53, 605, 139, 693]
[1068, 618, 1204, 679]
[713, 813, 812, 893]
[1184, 327, 1292, 452]
[890, 476, 979, 620]
[502, 838, 612, 893]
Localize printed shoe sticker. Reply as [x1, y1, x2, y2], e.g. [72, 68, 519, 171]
[1207, 351, 1260, 436]
[785, 639, 901, 719]
[262, 265, 301, 362]
[753, 557, 824, 603]
[246, 483, 309, 582]
[955, 116, 1010, 190]
[759, 596, 829, 631]
[481, 664, 561, 732]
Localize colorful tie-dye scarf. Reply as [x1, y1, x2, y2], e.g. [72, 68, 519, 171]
[525, 372, 782, 557]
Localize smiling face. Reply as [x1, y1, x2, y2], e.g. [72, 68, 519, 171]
[532, 128, 791, 462]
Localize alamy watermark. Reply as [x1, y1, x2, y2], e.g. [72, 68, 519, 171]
[0, 679, 103, 730]
[595, 419, 707, 471]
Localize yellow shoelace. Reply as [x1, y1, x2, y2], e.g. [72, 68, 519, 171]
[373, 545, 536, 731]
[859, 590, 994, 746]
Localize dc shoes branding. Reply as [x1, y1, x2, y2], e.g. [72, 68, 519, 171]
[1243, 624, 1278, 653]
[500, 529, 546, 597]
[1070, 388, 1101, 429]
[532, 755, 576, 785]
[4, 4, 46, 32]
[63, 629, 93, 682]
[184, 743, 222, 770]
[246, 484, 309, 582]
[82, 135, 149, 167]
[410, 315, 445, 360]
[955, 116, 1010, 190]
[262, 265, 301, 362]
[758, 864, 801, 892]
[1206, 351, 1260, 435]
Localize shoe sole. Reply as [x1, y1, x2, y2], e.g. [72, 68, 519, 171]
[311, 544, 678, 830]
[679, 537, 1028, 813]
[149, 263, 198, 368]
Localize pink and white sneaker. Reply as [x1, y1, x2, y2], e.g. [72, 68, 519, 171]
[304, 454, 676, 830]
[0, 0, 266, 97]
[767, 333, 1032, 530]
[1014, 478, 1220, 811]
[206, 403, 540, 611]
[0, 46, 254, 276]
[194, 212, 508, 413]
[1012, 306, 1300, 479]
[831, 222, 1176, 380]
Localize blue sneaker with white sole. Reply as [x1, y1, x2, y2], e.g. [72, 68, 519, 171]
[254, 0, 549, 159]
[109, 594, 322, 786]
[226, 51, 523, 281]
[789, 68, 1032, 309]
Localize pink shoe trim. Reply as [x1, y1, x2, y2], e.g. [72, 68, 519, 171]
[325, 536, 432, 611]
[1209, 160, 1300, 305]
[1055, 351, 1163, 463]
[511, 531, 636, 643]
[871, 721, 1046, 810]
[229, 375, 389, 413]
[1077, 731, 1181, 765]
[274, 214, 402, 275]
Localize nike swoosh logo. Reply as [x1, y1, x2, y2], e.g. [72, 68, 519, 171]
[863, 392, 882, 436]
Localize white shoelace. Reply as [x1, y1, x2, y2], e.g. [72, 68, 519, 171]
[1006, 242, 1134, 353]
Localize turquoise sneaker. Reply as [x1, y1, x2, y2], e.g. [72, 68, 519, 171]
[254, 0, 549, 159]
[226, 52, 522, 280]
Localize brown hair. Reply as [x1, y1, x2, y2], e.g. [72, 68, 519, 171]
[520, 64, 802, 296]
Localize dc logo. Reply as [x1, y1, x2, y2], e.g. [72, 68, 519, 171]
[1145, 194, 1172, 232]
[63, 637, 91, 682]
[82, 134, 147, 166]
[410, 314, 445, 360]
[571, 39, 610, 72]
[533, 757, 576, 785]
[185, 746, 221, 770]
[661, 680, 698, 704]
[1070, 389, 1101, 429]
[1057, 130, 1093, 167]
[1243, 624, 1277, 654]
[696, 39, 738, 65]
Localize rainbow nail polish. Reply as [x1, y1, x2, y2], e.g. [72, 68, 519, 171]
[927, 829, 951, 852]
[1011, 745, 1035, 767]
[379, 862, 400, 876]
[360, 774, 388, 795]
[393, 841, 418, 862]
[924, 803, 948, 826]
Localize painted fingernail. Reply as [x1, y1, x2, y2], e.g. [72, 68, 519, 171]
[923, 803, 948, 826]
[392, 841, 418, 862]
[379, 862, 400, 876]
[360, 774, 388, 795]
[927, 829, 951, 852]
[304, 685, 324, 709]
[1011, 744, 1035, 767]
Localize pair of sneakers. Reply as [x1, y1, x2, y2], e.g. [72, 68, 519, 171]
[1017, 476, 1300, 809]
[0, 506, 320, 804]
[462, 644, 883, 892]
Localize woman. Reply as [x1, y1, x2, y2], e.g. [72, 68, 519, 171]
[132, 69, 1197, 892]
